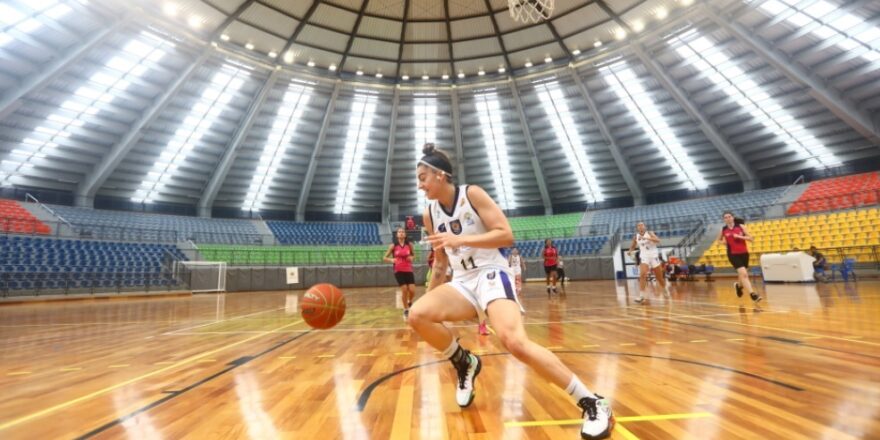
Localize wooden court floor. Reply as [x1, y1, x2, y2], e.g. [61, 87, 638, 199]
[0, 279, 878, 439]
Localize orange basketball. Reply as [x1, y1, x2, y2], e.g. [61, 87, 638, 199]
[301, 283, 346, 329]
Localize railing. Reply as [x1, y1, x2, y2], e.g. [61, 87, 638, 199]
[0, 269, 182, 297]
[673, 221, 707, 262]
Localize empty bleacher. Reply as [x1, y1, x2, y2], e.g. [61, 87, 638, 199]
[788, 171, 880, 215]
[699, 208, 880, 268]
[267, 221, 382, 245]
[49, 205, 262, 244]
[198, 244, 388, 266]
[0, 199, 51, 235]
[590, 187, 787, 235]
[0, 236, 187, 291]
[514, 236, 608, 258]
[508, 213, 585, 240]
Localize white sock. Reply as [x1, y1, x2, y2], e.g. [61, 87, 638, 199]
[440, 339, 460, 359]
[565, 375, 594, 402]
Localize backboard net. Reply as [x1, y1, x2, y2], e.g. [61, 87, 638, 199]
[509, 0, 555, 23]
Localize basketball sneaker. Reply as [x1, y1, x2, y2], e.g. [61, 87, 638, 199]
[578, 395, 614, 439]
[750, 292, 763, 303]
[663, 285, 671, 298]
[453, 352, 481, 407]
[478, 322, 490, 335]
[734, 282, 743, 298]
[634, 296, 646, 304]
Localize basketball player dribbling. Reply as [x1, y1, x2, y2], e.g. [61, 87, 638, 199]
[407, 143, 614, 439]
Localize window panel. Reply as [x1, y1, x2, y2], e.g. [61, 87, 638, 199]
[670, 29, 840, 169]
[601, 62, 708, 190]
[473, 92, 517, 210]
[334, 94, 379, 213]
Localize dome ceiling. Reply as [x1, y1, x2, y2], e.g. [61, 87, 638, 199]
[147, 0, 687, 80]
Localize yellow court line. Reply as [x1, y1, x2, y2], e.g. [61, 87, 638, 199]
[393, 352, 411, 356]
[6, 372, 31, 376]
[671, 312, 880, 347]
[616, 423, 640, 440]
[655, 341, 673, 345]
[107, 364, 130, 369]
[59, 367, 82, 372]
[619, 343, 636, 347]
[504, 412, 713, 427]
[316, 354, 335, 358]
[582, 344, 600, 348]
[0, 319, 304, 432]
[355, 353, 375, 357]
[690, 340, 707, 343]
[279, 356, 296, 360]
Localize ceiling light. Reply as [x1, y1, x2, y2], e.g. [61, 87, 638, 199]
[572, 49, 581, 55]
[477, 70, 485, 76]
[210, 41, 218, 47]
[163, 3, 177, 16]
[656, 7, 668, 19]
[283, 52, 294, 63]
[680, 0, 694, 5]
[457, 72, 465, 78]
[544, 56, 553, 63]
[422, 75, 429, 80]
[307, 60, 315, 67]
[441, 74, 449, 80]
[615, 29, 627, 40]
[375, 73, 383, 78]
[524, 61, 533, 67]
[632, 20, 644, 32]
[356, 70, 363, 76]
[244, 43, 254, 50]
[594, 40, 603, 48]
[401, 75, 409, 80]
[498, 67, 506, 73]
[220, 34, 230, 41]
[187, 16, 202, 29]
[328, 64, 337, 71]
[268, 51, 277, 58]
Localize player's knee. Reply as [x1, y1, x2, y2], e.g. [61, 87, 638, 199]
[498, 333, 528, 359]
[406, 304, 430, 328]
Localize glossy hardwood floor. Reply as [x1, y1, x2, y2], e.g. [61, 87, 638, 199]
[0, 278, 878, 439]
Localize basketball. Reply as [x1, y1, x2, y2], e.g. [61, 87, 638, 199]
[300, 283, 346, 329]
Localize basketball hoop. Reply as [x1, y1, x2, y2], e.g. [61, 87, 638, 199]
[509, 0, 555, 24]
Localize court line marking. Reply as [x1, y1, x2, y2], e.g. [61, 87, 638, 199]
[503, 412, 714, 427]
[162, 306, 285, 335]
[162, 311, 788, 336]
[0, 319, 303, 432]
[6, 372, 31, 376]
[616, 424, 640, 440]
[665, 311, 880, 347]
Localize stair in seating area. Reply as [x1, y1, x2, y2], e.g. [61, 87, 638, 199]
[0, 199, 51, 235]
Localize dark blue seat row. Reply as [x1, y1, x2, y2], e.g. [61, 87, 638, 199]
[267, 221, 382, 245]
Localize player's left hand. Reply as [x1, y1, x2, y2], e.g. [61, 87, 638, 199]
[425, 232, 464, 250]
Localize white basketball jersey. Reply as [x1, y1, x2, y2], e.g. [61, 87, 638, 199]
[636, 231, 658, 255]
[430, 185, 509, 279]
[509, 254, 522, 274]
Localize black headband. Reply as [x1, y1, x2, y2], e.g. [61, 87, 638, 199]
[418, 154, 453, 176]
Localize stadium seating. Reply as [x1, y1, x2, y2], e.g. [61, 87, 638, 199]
[0, 236, 187, 290]
[0, 199, 51, 235]
[267, 221, 382, 245]
[49, 205, 262, 244]
[699, 208, 880, 268]
[590, 187, 787, 235]
[514, 236, 609, 258]
[787, 171, 880, 215]
[198, 244, 388, 266]
[508, 213, 584, 240]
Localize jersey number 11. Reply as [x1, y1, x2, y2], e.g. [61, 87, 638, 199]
[460, 256, 477, 270]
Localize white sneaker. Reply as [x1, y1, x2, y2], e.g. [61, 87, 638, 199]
[454, 353, 481, 407]
[578, 395, 614, 439]
[634, 296, 646, 304]
[663, 286, 671, 298]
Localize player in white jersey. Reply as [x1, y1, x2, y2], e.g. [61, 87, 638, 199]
[407, 144, 614, 440]
[508, 247, 525, 295]
[626, 222, 669, 303]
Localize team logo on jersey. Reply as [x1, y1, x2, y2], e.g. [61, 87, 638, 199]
[450, 220, 462, 235]
[464, 212, 475, 226]
[486, 271, 496, 280]
[438, 223, 447, 233]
